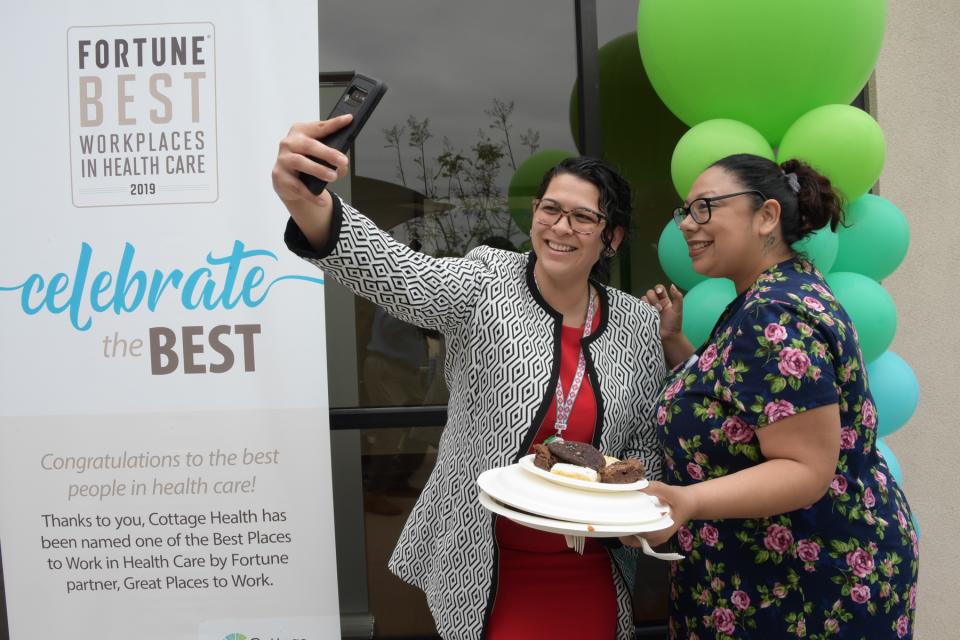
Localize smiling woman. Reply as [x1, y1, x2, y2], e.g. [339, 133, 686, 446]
[530, 160, 627, 283]
[639, 153, 919, 640]
[527, 160, 628, 326]
[272, 121, 667, 638]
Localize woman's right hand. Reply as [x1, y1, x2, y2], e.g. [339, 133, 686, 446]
[643, 284, 695, 369]
[643, 284, 684, 341]
[271, 116, 353, 206]
[271, 116, 353, 251]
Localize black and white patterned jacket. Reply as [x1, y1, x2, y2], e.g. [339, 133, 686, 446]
[286, 195, 666, 639]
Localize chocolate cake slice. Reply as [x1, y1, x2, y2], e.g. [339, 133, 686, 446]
[532, 443, 558, 471]
[599, 458, 646, 484]
[546, 440, 606, 472]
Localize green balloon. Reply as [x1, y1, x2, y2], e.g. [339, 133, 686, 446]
[637, 0, 885, 145]
[826, 271, 897, 364]
[671, 119, 774, 199]
[833, 194, 910, 281]
[777, 104, 886, 201]
[507, 149, 574, 231]
[793, 227, 839, 273]
[682, 278, 736, 348]
[657, 219, 706, 291]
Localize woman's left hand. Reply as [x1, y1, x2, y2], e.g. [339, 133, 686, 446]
[629, 481, 698, 548]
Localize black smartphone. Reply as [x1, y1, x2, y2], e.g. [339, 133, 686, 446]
[299, 73, 388, 195]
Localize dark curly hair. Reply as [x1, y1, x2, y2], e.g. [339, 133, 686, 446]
[535, 156, 633, 283]
[710, 154, 844, 246]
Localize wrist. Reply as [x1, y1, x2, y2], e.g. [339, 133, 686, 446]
[682, 484, 704, 523]
[661, 331, 687, 346]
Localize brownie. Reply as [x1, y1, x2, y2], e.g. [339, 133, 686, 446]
[599, 458, 646, 484]
[546, 440, 606, 472]
[532, 443, 558, 471]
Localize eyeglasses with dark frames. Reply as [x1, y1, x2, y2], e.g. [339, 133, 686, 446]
[532, 198, 607, 235]
[673, 190, 766, 226]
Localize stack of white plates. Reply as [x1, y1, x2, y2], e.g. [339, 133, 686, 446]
[477, 455, 674, 538]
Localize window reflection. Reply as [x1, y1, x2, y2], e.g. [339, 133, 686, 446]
[318, 1, 670, 637]
[354, 427, 442, 637]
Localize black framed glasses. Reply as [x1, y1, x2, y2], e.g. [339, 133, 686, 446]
[673, 190, 766, 226]
[532, 198, 607, 235]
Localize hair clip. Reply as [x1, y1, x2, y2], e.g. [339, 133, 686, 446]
[783, 172, 801, 194]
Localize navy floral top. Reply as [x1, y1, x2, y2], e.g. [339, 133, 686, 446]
[656, 258, 918, 640]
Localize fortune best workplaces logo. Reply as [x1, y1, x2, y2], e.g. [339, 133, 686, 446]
[66, 22, 219, 207]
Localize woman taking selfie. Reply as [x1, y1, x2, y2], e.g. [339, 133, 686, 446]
[272, 115, 666, 639]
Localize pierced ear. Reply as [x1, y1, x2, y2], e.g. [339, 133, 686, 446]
[757, 198, 782, 236]
[609, 226, 626, 252]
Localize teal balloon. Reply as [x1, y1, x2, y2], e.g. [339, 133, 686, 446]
[681, 278, 737, 347]
[826, 271, 897, 364]
[671, 119, 774, 199]
[912, 514, 920, 540]
[507, 149, 574, 231]
[834, 194, 910, 281]
[657, 220, 706, 291]
[867, 351, 920, 437]
[637, 0, 885, 144]
[876, 438, 903, 485]
[792, 227, 839, 273]
[777, 104, 886, 201]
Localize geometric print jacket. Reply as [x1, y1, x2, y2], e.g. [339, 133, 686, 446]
[285, 195, 666, 639]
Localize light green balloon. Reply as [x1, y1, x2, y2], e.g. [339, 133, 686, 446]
[793, 227, 839, 273]
[777, 104, 886, 201]
[671, 119, 774, 199]
[657, 219, 707, 292]
[637, 0, 885, 145]
[833, 194, 910, 281]
[682, 278, 737, 348]
[507, 149, 574, 231]
[826, 271, 897, 364]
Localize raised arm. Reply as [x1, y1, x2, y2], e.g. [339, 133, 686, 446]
[271, 117, 493, 335]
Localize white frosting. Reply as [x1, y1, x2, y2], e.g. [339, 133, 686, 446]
[550, 463, 598, 482]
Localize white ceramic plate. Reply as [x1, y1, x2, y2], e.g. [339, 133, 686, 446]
[478, 490, 674, 537]
[519, 454, 650, 492]
[477, 463, 668, 525]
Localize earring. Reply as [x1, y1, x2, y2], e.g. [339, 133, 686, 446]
[603, 247, 616, 258]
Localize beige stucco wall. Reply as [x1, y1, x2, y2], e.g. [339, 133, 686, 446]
[874, 2, 960, 637]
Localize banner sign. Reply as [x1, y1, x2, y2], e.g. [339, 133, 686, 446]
[0, 2, 341, 639]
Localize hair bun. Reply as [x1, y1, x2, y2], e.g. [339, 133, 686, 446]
[779, 159, 844, 233]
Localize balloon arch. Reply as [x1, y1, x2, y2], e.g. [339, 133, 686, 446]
[508, 0, 917, 529]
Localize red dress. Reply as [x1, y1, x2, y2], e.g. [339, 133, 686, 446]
[486, 308, 617, 639]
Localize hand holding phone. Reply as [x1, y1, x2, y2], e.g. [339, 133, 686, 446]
[299, 73, 387, 195]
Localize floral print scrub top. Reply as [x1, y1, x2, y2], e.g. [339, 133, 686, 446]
[656, 258, 918, 639]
